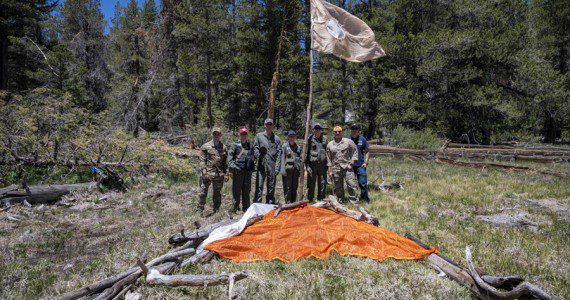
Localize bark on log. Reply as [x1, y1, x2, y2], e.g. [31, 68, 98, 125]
[94, 261, 177, 300]
[465, 246, 554, 300]
[274, 200, 308, 217]
[481, 275, 524, 290]
[60, 248, 195, 300]
[180, 250, 215, 267]
[145, 269, 247, 287]
[1, 182, 97, 207]
[168, 218, 239, 245]
[318, 195, 379, 226]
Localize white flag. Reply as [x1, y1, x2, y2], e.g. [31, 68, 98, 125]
[310, 0, 386, 62]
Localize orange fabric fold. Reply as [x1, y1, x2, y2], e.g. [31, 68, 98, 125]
[205, 205, 437, 262]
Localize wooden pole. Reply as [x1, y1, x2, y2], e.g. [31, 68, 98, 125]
[268, 20, 286, 120]
[297, 5, 314, 200]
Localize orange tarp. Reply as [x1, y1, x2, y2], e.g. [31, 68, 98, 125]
[205, 205, 437, 262]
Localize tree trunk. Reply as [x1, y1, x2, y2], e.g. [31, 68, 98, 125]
[542, 113, 561, 143]
[206, 50, 213, 128]
[0, 36, 8, 90]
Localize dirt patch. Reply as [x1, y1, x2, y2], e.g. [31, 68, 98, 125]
[476, 208, 552, 231]
[523, 198, 569, 214]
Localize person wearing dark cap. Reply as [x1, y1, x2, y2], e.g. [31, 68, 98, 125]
[253, 118, 282, 204]
[227, 127, 255, 212]
[349, 124, 371, 203]
[276, 130, 301, 203]
[305, 123, 328, 202]
[198, 127, 228, 215]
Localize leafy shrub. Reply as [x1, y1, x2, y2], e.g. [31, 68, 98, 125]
[385, 125, 445, 150]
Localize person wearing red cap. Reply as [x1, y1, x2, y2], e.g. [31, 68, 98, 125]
[227, 127, 255, 212]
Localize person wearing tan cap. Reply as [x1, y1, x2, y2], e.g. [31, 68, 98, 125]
[326, 126, 358, 203]
[198, 126, 228, 215]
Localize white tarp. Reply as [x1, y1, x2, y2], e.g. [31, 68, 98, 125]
[197, 203, 276, 253]
[310, 0, 385, 62]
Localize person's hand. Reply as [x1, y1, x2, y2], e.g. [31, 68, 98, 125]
[224, 174, 230, 182]
[362, 162, 367, 168]
[327, 169, 333, 178]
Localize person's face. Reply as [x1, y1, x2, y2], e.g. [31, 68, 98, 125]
[240, 133, 248, 142]
[333, 130, 342, 139]
[314, 128, 322, 137]
[265, 122, 274, 132]
[213, 131, 222, 142]
[289, 135, 297, 143]
[350, 129, 359, 137]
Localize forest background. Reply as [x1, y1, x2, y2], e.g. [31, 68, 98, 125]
[1, 0, 568, 167]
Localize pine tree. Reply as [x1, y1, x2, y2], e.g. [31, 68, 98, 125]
[61, 0, 109, 112]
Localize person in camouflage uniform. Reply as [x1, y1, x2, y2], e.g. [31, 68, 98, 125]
[276, 130, 302, 203]
[305, 123, 328, 203]
[227, 127, 254, 212]
[253, 118, 282, 204]
[198, 127, 228, 214]
[326, 126, 358, 203]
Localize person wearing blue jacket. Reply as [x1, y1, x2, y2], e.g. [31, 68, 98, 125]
[349, 124, 370, 203]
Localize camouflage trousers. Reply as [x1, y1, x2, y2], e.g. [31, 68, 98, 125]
[198, 176, 224, 212]
[331, 168, 358, 202]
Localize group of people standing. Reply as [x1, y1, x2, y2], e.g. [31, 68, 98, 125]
[197, 118, 371, 216]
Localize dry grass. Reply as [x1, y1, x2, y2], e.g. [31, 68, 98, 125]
[0, 156, 568, 299]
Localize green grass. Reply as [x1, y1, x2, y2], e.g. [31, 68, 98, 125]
[0, 157, 568, 299]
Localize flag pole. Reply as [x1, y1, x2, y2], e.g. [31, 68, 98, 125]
[297, 3, 314, 201]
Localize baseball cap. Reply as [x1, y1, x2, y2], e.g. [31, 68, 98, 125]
[314, 123, 323, 129]
[287, 130, 297, 136]
[212, 126, 222, 134]
[264, 118, 274, 125]
[333, 126, 343, 132]
[239, 127, 249, 135]
[350, 124, 359, 130]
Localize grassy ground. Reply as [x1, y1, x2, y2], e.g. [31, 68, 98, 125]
[0, 156, 568, 299]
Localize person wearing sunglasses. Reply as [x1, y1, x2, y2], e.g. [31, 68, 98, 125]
[326, 126, 358, 203]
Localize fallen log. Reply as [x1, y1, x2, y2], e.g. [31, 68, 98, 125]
[465, 246, 554, 300]
[274, 200, 308, 217]
[1, 182, 97, 207]
[432, 157, 567, 178]
[317, 195, 379, 226]
[181, 250, 215, 267]
[368, 146, 569, 163]
[145, 269, 247, 287]
[168, 218, 239, 245]
[404, 234, 555, 300]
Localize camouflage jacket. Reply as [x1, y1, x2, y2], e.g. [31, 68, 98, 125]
[326, 137, 358, 171]
[200, 140, 228, 177]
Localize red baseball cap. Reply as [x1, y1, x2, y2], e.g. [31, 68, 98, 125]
[239, 128, 249, 135]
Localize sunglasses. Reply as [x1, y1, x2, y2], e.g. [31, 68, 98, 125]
[265, 123, 273, 126]
[213, 132, 221, 136]
[333, 131, 342, 134]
